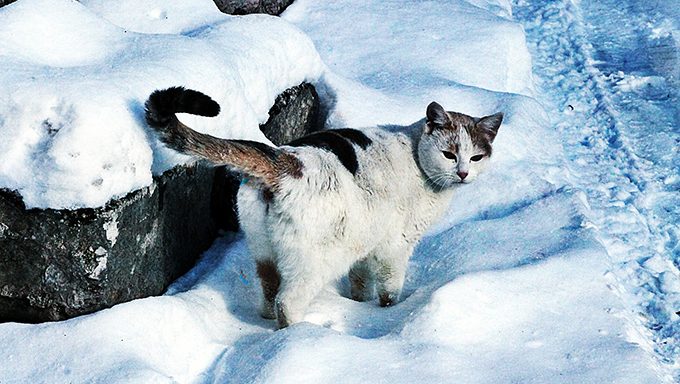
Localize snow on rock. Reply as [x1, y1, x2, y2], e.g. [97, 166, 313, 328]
[0, 0, 323, 209]
[80, 0, 229, 35]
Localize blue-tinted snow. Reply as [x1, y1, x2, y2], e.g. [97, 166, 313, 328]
[0, 0, 676, 383]
[513, 0, 679, 376]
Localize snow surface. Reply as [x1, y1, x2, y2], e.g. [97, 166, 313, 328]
[0, 0, 677, 383]
[512, 0, 680, 375]
[0, 0, 323, 209]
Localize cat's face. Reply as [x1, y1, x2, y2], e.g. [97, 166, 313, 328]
[417, 102, 502, 188]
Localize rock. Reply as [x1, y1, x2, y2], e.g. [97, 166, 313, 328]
[0, 165, 219, 322]
[212, 0, 294, 15]
[0, 83, 319, 322]
[0, 0, 17, 8]
[212, 82, 319, 232]
[261, 82, 320, 145]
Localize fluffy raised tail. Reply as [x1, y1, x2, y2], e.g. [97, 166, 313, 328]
[144, 87, 302, 187]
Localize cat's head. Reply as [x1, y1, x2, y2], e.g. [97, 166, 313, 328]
[417, 102, 502, 188]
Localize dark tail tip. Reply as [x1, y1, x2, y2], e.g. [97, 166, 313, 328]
[144, 86, 220, 128]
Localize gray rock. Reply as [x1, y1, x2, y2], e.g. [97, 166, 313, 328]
[0, 165, 218, 322]
[212, 0, 294, 15]
[0, 0, 17, 8]
[211, 82, 319, 232]
[261, 82, 320, 145]
[0, 83, 318, 322]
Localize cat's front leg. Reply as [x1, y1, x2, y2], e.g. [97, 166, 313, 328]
[373, 244, 412, 307]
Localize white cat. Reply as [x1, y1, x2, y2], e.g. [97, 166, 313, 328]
[145, 87, 503, 328]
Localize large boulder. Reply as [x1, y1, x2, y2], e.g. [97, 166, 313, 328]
[0, 83, 319, 322]
[0, 165, 218, 322]
[212, 0, 294, 15]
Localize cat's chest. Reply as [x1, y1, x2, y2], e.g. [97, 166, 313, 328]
[356, 166, 452, 238]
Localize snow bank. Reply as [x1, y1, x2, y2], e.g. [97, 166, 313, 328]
[283, 0, 534, 129]
[0, 0, 670, 383]
[80, 0, 229, 35]
[0, 0, 323, 209]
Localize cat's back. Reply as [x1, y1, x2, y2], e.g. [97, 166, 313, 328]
[265, 126, 422, 249]
[351, 127, 422, 195]
[273, 126, 424, 235]
[282, 126, 421, 196]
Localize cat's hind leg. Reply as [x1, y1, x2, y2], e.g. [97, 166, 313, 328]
[274, 276, 323, 328]
[349, 258, 375, 302]
[237, 184, 278, 319]
[255, 259, 280, 319]
[373, 243, 413, 307]
[273, 246, 352, 328]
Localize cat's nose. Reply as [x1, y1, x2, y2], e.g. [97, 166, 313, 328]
[457, 171, 468, 180]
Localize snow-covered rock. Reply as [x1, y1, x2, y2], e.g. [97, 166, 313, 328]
[0, 0, 323, 323]
[0, 0, 323, 209]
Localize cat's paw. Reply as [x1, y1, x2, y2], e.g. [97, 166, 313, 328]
[350, 290, 373, 302]
[379, 291, 399, 307]
[260, 303, 276, 320]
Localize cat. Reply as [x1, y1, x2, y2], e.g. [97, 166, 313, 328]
[144, 86, 503, 328]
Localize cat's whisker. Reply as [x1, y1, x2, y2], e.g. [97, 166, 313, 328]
[427, 172, 455, 191]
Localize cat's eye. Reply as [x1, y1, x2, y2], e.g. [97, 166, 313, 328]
[470, 154, 484, 162]
[442, 151, 457, 161]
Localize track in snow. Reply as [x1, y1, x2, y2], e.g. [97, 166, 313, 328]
[513, 0, 680, 378]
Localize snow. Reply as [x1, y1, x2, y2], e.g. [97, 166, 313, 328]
[0, 0, 677, 383]
[283, 0, 534, 130]
[512, 0, 680, 374]
[104, 213, 120, 247]
[89, 247, 108, 280]
[0, 0, 323, 209]
[80, 0, 229, 35]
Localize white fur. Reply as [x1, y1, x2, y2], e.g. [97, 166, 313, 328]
[237, 118, 494, 327]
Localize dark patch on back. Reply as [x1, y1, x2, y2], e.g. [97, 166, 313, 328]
[331, 128, 373, 149]
[287, 131, 360, 175]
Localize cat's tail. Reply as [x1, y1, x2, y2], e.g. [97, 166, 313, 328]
[144, 87, 302, 188]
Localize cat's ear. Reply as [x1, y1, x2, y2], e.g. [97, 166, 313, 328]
[475, 112, 503, 142]
[425, 102, 450, 133]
